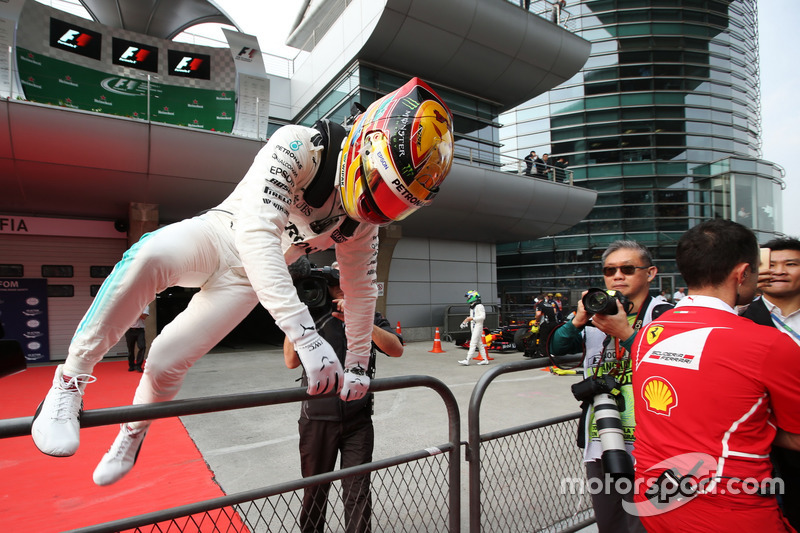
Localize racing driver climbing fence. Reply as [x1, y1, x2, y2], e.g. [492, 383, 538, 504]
[30, 77, 455, 486]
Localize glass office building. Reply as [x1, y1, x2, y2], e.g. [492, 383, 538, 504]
[497, 0, 784, 299]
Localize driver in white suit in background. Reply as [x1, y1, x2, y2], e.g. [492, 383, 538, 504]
[31, 78, 454, 486]
[459, 290, 488, 366]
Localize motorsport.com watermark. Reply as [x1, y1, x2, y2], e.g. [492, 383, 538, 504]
[560, 453, 784, 517]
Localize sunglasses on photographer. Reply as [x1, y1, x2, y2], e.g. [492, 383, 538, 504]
[602, 265, 650, 277]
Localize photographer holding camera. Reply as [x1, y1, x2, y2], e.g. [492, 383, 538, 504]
[549, 240, 671, 533]
[284, 257, 403, 533]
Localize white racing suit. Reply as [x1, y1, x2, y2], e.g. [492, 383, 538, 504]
[63, 124, 378, 412]
[467, 303, 487, 359]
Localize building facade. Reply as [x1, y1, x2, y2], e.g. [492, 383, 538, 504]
[498, 0, 784, 306]
[0, 0, 596, 360]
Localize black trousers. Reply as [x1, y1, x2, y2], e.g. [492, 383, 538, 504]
[298, 416, 374, 533]
[125, 327, 146, 368]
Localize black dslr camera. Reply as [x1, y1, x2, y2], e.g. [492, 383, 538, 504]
[294, 266, 339, 310]
[288, 257, 340, 310]
[571, 373, 622, 403]
[582, 288, 633, 315]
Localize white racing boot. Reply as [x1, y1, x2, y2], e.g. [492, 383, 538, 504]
[457, 359, 470, 366]
[93, 423, 149, 486]
[31, 365, 96, 457]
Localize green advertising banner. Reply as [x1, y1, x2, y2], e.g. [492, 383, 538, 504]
[17, 47, 236, 132]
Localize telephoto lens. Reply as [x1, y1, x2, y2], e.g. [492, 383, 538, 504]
[593, 393, 634, 480]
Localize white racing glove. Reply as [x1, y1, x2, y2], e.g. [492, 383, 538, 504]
[340, 350, 370, 401]
[278, 308, 343, 395]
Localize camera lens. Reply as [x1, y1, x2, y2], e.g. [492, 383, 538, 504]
[296, 278, 327, 309]
[584, 289, 611, 314]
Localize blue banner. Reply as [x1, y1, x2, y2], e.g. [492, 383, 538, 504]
[0, 279, 50, 362]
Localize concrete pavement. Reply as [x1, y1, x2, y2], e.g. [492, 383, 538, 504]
[174, 339, 586, 497]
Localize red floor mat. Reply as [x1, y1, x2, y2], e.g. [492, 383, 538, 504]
[0, 361, 240, 532]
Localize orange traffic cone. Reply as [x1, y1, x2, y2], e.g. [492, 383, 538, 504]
[396, 321, 405, 344]
[429, 327, 446, 353]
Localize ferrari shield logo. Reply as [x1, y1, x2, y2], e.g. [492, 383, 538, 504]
[646, 325, 664, 344]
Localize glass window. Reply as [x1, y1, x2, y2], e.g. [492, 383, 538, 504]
[585, 95, 620, 109]
[551, 114, 584, 127]
[47, 285, 75, 297]
[587, 164, 622, 178]
[90, 266, 114, 278]
[623, 163, 656, 176]
[42, 265, 73, 278]
[586, 109, 619, 123]
[0, 264, 24, 277]
[756, 177, 777, 232]
[551, 127, 584, 141]
[586, 81, 619, 96]
[621, 93, 654, 106]
[587, 124, 619, 136]
[551, 100, 585, 114]
[517, 118, 550, 135]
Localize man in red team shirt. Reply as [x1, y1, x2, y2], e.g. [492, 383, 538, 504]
[629, 219, 800, 532]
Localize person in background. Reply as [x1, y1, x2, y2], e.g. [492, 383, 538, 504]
[523, 150, 540, 176]
[653, 290, 669, 304]
[553, 292, 565, 321]
[554, 156, 569, 182]
[672, 286, 686, 302]
[458, 290, 489, 366]
[124, 305, 150, 372]
[30, 78, 453, 487]
[742, 236, 800, 530]
[284, 259, 403, 533]
[630, 220, 800, 531]
[539, 153, 551, 179]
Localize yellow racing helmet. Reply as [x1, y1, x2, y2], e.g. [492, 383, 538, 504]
[337, 78, 454, 226]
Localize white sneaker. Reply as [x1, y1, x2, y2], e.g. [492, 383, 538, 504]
[458, 359, 470, 366]
[31, 365, 96, 457]
[478, 359, 489, 365]
[93, 424, 149, 486]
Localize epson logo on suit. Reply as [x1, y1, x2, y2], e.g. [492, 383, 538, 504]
[49, 18, 101, 60]
[112, 38, 158, 73]
[168, 50, 211, 79]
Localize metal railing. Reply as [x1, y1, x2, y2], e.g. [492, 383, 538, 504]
[455, 145, 575, 185]
[467, 355, 593, 532]
[1, 360, 594, 532]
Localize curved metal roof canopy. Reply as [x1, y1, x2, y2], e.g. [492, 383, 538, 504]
[77, 0, 239, 39]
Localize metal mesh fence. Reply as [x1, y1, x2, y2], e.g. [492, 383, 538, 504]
[479, 417, 594, 532]
[121, 453, 451, 533]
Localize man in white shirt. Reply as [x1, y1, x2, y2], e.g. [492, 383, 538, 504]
[672, 287, 686, 302]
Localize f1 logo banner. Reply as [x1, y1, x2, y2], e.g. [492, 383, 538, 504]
[0, 278, 50, 362]
[168, 49, 211, 79]
[221, 28, 267, 77]
[49, 18, 102, 60]
[112, 38, 158, 73]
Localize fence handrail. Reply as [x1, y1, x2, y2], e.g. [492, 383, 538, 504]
[1, 374, 462, 533]
[465, 354, 583, 532]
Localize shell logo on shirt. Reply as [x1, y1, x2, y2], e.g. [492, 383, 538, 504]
[642, 376, 678, 415]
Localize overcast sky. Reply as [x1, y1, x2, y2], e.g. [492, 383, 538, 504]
[222, 1, 798, 233]
[757, 2, 799, 235]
